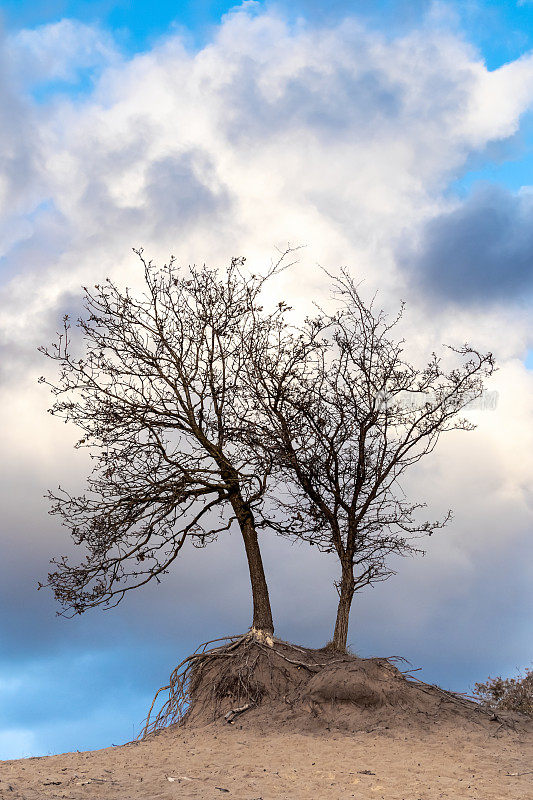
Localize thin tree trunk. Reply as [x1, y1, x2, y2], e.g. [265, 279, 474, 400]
[231, 495, 274, 639]
[332, 563, 355, 651]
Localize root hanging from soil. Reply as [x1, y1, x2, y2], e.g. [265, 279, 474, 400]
[139, 634, 530, 740]
[140, 634, 246, 738]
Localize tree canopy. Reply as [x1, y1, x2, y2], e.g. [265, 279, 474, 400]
[245, 271, 495, 650]
[39, 251, 296, 639]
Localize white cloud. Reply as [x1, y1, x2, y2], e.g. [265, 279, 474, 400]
[462, 50, 533, 145]
[3, 7, 533, 323]
[6, 19, 120, 87]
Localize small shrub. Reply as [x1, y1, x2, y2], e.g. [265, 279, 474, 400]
[473, 666, 533, 715]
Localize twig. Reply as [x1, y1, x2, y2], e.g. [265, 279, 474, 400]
[384, 655, 412, 666]
[225, 702, 254, 723]
[506, 771, 533, 777]
[195, 635, 243, 654]
[404, 674, 497, 718]
[257, 642, 347, 671]
[272, 637, 309, 654]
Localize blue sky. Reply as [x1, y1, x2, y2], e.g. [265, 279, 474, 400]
[0, 0, 532, 761]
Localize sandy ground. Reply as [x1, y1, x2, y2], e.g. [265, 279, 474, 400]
[1, 721, 532, 800]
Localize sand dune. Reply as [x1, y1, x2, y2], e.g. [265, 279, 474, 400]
[1, 719, 531, 799]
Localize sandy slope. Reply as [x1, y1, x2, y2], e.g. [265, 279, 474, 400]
[1, 721, 532, 800]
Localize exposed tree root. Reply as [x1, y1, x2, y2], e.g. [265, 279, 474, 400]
[139, 634, 247, 738]
[139, 635, 528, 740]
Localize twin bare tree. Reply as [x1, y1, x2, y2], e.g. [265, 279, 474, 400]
[39, 253, 494, 651]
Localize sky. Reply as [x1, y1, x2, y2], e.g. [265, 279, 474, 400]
[0, 0, 532, 760]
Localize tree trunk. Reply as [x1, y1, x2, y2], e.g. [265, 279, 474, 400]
[231, 496, 274, 639]
[332, 563, 355, 651]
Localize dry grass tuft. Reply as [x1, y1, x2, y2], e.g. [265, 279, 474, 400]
[473, 667, 533, 716]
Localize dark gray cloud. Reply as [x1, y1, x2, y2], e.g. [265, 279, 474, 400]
[222, 55, 470, 149]
[0, 39, 41, 213]
[0, 201, 70, 290]
[0, 287, 85, 387]
[144, 151, 231, 233]
[224, 60, 404, 142]
[401, 185, 533, 304]
[218, 23, 474, 154]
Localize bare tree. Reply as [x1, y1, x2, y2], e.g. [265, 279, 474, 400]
[38, 251, 291, 642]
[247, 272, 495, 651]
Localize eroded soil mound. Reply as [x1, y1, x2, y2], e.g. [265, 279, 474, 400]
[143, 636, 532, 738]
